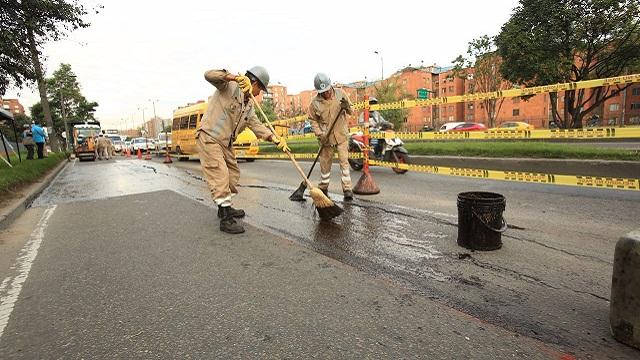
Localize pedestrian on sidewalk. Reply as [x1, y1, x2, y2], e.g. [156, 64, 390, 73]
[21, 124, 35, 160]
[196, 66, 290, 234]
[307, 73, 354, 201]
[31, 121, 47, 159]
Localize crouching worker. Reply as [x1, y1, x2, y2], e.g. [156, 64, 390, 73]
[196, 66, 290, 234]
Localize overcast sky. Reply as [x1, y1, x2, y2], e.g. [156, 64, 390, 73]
[5, 0, 519, 130]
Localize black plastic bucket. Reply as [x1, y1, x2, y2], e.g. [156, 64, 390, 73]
[457, 191, 507, 251]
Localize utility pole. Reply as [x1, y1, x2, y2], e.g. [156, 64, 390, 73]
[621, 88, 627, 127]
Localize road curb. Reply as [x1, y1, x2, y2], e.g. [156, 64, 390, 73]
[0, 158, 69, 231]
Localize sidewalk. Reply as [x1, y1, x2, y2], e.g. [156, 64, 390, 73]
[0, 189, 567, 358]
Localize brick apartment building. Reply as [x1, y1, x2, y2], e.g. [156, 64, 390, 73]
[267, 66, 640, 131]
[1, 98, 25, 117]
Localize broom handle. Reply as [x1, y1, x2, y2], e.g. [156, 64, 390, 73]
[250, 93, 314, 188]
[305, 108, 344, 179]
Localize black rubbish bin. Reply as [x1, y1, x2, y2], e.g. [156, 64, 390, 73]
[457, 191, 507, 251]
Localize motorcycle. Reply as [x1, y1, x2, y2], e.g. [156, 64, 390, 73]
[348, 127, 410, 174]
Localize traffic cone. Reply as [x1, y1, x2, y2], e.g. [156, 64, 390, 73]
[137, 148, 142, 159]
[126, 148, 131, 158]
[144, 149, 151, 160]
[163, 148, 173, 164]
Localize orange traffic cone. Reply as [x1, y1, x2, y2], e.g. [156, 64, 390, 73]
[144, 149, 151, 160]
[137, 148, 142, 159]
[126, 148, 131, 158]
[163, 148, 173, 164]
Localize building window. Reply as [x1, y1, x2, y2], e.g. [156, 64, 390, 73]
[512, 97, 520, 104]
[466, 114, 474, 121]
[448, 116, 454, 121]
[448, 106, 453, 112]
[609, 103, 620, 111]
[612, 90, 620, 97]
[448, 86, 454, 92]
[631, 103, 640, 110]
[629, 116, 640, 125]
[467, 103, 474, 110]
[513, 109, 520, 116]
[632, 88, 640, 96]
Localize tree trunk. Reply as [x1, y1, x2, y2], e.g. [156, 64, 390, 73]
[27, 28, 60, 152]
[563, 91, 571, 129]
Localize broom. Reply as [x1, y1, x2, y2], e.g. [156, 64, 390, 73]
[249, 93, 343, 220]
[289, 109, 344, 202]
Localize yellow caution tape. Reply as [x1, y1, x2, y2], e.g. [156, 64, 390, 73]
[231, 152, 639, 191]
[365, 126, 640, 140]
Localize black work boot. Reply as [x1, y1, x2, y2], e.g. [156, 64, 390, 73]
[217, 206, 245, 219]
[343, 190, 354, 201]
[218, 207, 245, 234]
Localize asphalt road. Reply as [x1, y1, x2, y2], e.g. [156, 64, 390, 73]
[165, 157, 640, 359]
[0, 157, 638, 359]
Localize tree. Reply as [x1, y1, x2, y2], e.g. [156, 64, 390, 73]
[0, 1, 101, 150]
[374, 80, 410, 130]
[261, 98, 277, 121]
[30, 63, 98, 147]
[496, 0, 640, 128]
[452, 35, 512, 128]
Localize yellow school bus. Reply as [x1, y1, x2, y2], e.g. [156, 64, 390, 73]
[171, 101, 260, 160]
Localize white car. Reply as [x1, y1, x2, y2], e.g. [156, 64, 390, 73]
[156, 132, 172, 151]
[131, 137, 156, 152]
[438, 122, 465, 132]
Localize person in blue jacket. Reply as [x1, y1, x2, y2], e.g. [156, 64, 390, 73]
[31, 121, 47, 159]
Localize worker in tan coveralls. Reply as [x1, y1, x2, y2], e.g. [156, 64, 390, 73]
[307, 73, 354, 201]
[96, 133, 110, 160]
[196, 66, 290, 234]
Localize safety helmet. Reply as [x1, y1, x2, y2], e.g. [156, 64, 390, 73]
[369, 97, 379, 104]
[246, 66, 270, 91]
[314, 73, 332, 94]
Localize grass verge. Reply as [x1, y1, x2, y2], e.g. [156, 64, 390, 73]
[259, 140, 640, 161]
[0, 152, 67, 198]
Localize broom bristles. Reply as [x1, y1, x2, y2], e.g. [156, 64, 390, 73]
[309, 187, 334, 208]
[309, 186, 343, 220]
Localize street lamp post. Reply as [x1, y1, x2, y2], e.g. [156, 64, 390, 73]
[374, 51, 383, 80]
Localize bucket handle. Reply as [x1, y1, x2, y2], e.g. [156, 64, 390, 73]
[472, 210, 508, 233]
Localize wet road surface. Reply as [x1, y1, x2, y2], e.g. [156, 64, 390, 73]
[6, 157, 640, 359]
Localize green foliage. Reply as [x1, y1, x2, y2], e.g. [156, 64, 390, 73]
[30, 63, 99, 143]
[261, 98, 277, 122]
[0, 0, 100, 96]
[374, 80, 410, 130]
[0, 152, 67, 197]
[452, 35, 511, 127]
[496, 0, 640, 128]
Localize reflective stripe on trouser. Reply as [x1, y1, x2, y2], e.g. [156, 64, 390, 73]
[196, 132, 240, 207]
[318, 141, 352, 191]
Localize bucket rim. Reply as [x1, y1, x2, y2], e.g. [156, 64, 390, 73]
[457, 191, 505, 202]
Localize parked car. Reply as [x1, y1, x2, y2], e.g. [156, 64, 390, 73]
[450, 122, 488, 132]
[438, 122, 465, 132]
[131, 137, 156, 152]
[112, 140, 124, 152]
[493, 121, 535, 130]
[156, 132, 172, 151]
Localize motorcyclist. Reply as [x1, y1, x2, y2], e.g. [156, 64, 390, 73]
[357, 97, 393, 156]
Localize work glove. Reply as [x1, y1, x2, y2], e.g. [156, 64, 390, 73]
[273, 136, 291, 153]
[235, 75, 252, 94]
[340, 97, 351, 112]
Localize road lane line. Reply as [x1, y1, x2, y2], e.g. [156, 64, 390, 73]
[0, 205, 57, 341]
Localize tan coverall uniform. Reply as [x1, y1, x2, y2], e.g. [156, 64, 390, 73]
[308, 88, 353, 192]
[96, 136, 110, 160]
[196, 69, 274, 207]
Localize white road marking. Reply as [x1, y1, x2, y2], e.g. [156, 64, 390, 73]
[0, 205, 57, 341]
